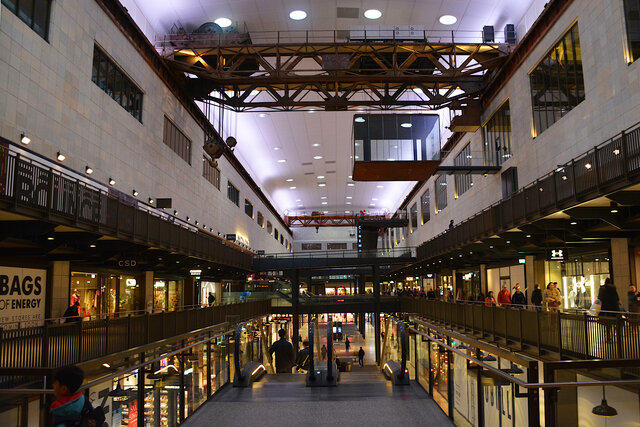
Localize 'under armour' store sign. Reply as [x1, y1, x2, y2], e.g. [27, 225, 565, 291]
[547, 249, 568, 261]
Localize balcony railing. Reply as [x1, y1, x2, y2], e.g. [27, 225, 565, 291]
[418, 121, 640, 260]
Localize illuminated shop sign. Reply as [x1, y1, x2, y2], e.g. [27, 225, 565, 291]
[547, 249, 568, 261]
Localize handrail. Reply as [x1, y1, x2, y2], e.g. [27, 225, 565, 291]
[256, 247, 417, 259]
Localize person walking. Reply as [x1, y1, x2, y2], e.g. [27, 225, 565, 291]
[484, 291, 496, 306]
[357, 347, 365, 367]
[598, 278, 620, 342]
[63, 302, 81, 323]
[511, 284, 526, 308]
[628, 284, 640, 314]
[531, 284, 543, 309]
[345, 336, 350, 352]
[321, 344, 327, 361]
[543, 282, 562, 311]
[295, 340, 311, 372]
[497, 285, 511, 307]
[269, 329, 295, 373]
[448, 220, 454, 231]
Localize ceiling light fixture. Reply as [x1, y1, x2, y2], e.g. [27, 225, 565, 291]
[321, 196, 327, 199]
[286, 178, 294, 182]
[314, 156, 323, 160]
[317, 175, 325, 179]
[56, 152, 66, 161]
[318, 183, 326, 187]
[364, 9, 382, 19]
[347, 183, 355, 187]
[132, 189, 138, 197]
[354, 117, 365, 123]
[85, 166, 93, 175]
[258, 113, 267, 118]
[214, 17, 232, 28]
[289, 10, 307, 20]
[277, 159, 286, 163]
[289, 186, 296, 190]
[90, 244, 96, 248]
[610, 202, 619, 213]
[273, 147, 281, 151]
[400, 122, 412, 128]
[148, 198, 154, 204]
[312, 143, 320, 147]
[321, 202, 328, 205]
[439, 15, 457, 25]
[20, 133, 31, 145]
[108, 178, 116, 186]
[346, 196, 352, 199]
[346, 201, 352, 205]
[376, 185, 384, 188]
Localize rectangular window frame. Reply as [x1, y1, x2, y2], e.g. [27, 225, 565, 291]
[624, 0, 640, 64]
[227, 181, 240, 207]
[2, 0, 51, 40]
[202, 157, 220, 189]
[163, 116, 192, 165]
[454, 144, 473, 198]
[410, 203, 418, 232]
[435, 175, 448, 212]
[244, 199, 254, 218]
[420, 189, 430, 224]
[257, 211, 265, 228]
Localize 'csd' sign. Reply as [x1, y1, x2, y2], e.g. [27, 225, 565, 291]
[117, 260, 137, 267]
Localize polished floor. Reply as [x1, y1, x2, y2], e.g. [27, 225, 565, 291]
[184, 320, 452, 427]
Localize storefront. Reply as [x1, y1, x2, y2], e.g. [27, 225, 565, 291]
[456, 269, 481, 300]
[199, 280, 219, 306]
[153, 278, 184, 312]
[550, 255, 610, 310]
[70, 271, 142, 317]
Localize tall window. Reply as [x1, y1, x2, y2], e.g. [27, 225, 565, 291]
[625, 0, 640, 63]
[529, 24, 584, 135]
[454, 144, 473, 197]
[2, 0, 51, 40]
[274, 228, 279, 240]
[202, 157, 220, 189]
[410, 203, 418, 232]
[257, 211, 264, 228]
[91, 45, 143, 122]
[482, 101, 512, 166]
[435, 175, 447, 212]
[420, 190, 430, 224]
[227, 181, 239, 206]
[163, 117, 191, 164]
[267, 221, 273, 235]
[244, 199, 254, 218]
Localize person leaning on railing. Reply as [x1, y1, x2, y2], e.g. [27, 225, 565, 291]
[543, 282, 562, 311]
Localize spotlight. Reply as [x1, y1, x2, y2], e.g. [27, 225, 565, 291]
[148, 198, 154, 204]
[20, 134, 31, 145]
[610, 202, 619, 213]
[108, 178, 116, 186]
[56, 152, 66, 162]
[132, 189, 139, 197]
[90, 244, 97, 248]
[186, 216, 190, 222]
[174, 210, 178, 216]
[85, 166, 93, 175]
[47, 236, 55, 241]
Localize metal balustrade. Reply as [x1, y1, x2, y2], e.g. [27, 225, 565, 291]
[0, 300, 271, 369]
[402, 297, 640, 360]
[417, 122, 640, 260]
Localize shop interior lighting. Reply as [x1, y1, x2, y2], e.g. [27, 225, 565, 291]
[108, 178, 116, 186]
[56, 152, 66, 162]
[364, 9, 382, 19]
[132, 189, 138, 197]
[214, 17, 232, 28]
[289, 10, 307, 20]
[439, 15, 457, 25]
[85, 166, 93, 175]
[20, 133, 31, 145]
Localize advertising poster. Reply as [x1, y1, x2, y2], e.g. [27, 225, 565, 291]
[0, 267, 46, 328]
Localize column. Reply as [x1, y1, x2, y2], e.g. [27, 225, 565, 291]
[144, 271, 154, 313]
[480, 264, 488, 295]
[49, 261, 70, 318]
[292, 269, 300, 353]
[373, 265, 381, 363]
[525, 256, 535, 304]
[611, 238, 631, 310]
[358, 274, 366, 338]
[451, 269, 457, 299]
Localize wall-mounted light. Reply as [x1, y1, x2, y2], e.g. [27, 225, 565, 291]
[108, 178, 116, 186]
[56, 152, 66, 162]
[186, 216, 190, 222]
[148, 198, 154, 204]
[610, 202, 619, 213]
[85, 166, 93, 175]
[132, 189, 139, 197]
[20, 133, 31, 145]
[174, 210, 178, 216]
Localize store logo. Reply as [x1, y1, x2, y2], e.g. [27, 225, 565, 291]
[547, 249, 567, 261]
[117, 259, 137, 267]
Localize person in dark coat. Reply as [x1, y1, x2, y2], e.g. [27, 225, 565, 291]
[208, 292, 215, 307]
[628, 284, 640, 313]
[345, 336, 350, 352]
[269, 329, 295, 373]
[511, 284, 527, 308]
[531, 284, 543, 308]
[295, 340, 311, 372]
[427, 288, 436, 300]
[598, 278, 620, 317]
[63, 302, 81, 323]
[357, 347, 365, 367]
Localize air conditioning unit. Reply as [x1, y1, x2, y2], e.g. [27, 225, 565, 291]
[482, 26, 495, 43]
[504, 24, 516, 44]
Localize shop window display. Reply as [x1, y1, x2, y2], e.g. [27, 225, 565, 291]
[153, 279, 184, 311]
[70, 273, 120, 318]
[561, 259, 609, 309]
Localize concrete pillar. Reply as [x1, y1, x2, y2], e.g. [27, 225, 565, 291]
[144, 271, 154, 313]
[525, 256, 535, 304]
[611, 238, 631, 310]
[50, 261, 70, 319]
[451, 269, 457, 298]
[480, 264, 488, 295]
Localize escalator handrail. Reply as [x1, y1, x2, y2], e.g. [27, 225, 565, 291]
[327, 316, 333, 380]
[399, 320, 407, 379]
[308, 317, 315, 381]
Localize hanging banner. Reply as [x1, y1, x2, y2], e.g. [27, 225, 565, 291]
[0, 267, 46, 328]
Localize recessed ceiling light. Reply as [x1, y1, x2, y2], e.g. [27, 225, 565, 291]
[318, 183, 326, 187]
[258, 113, 267, 118]
[345, 211, 351, 214]
[307, 109, 316, 113]
[312, 143, 320, 147]
[376, 185, 384, 188]
[346, 196, 352, 199]
[296, 199, 301, 202]
[321, 196, 327, 199]
[322, 202, 328, 205]
[289, 10, 307, 20]
[348, 175, 352, 179]
[323, 211, 329, 214]
[273, 146, 281, 151]
[298, 205, 303, 207]
[347, 183, 355, 186]
[364, 9, 382, 19]
[400, 122, 412, 128]
[57, 152, 66, 162]
[369, 203, 376, 206]
[317, 175, 325, 179]
[314, 156, 323, 160]
[286, 178, 294, 182]
[289, 186, 296, 190]
[277, 159, 286, 163]
[215, 17, 232, 28]
[354, 117, 365, 123]
[439, 15, 457, 25]
[346, 201, 352, 205]
[372, 198, 378, 201]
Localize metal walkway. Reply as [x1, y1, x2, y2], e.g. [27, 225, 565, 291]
[183, 370, 453, 427]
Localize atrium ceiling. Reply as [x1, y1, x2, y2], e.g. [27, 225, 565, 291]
[123, 0, 544, 219]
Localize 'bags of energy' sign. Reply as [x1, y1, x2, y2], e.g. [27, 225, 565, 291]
[0, 267, 46, 329]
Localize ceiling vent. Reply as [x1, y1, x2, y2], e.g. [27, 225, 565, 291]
[325, 160, 336, 164]
[301, 162, 313, 166]
[304, 172, 314, 175]
[337, 7, 359, 19]
[326, 170, 336, 174]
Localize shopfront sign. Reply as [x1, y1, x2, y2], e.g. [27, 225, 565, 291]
[117, 259, 137, 267]
[547, 249, 568, 261]
[0, 267, 46, 328]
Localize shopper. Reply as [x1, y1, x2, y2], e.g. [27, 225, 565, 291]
[63, 302, 81, 323]
[543, 282, 562, 311]
[531, 284, 543, 308]
[50, 365, 104, 426]
[295, 340, 311, 372]
[321, 344, 327, 361]
[269, 329, 295, 373]
[628, 284, 640, 313]
[427, 288, 436, 300]
[598, 278, 620, 317]
[208, 292, 215, 307]
[345, 336, 351, 352]
[484, 291, 496, 306]
[497, 285, 511, 307]
[511, 284, 526, 308]
[357, 347, 365, 367]
[448, 219, 454, 230]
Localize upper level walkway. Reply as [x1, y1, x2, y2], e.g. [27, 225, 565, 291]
[253, 248, 416, 271]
